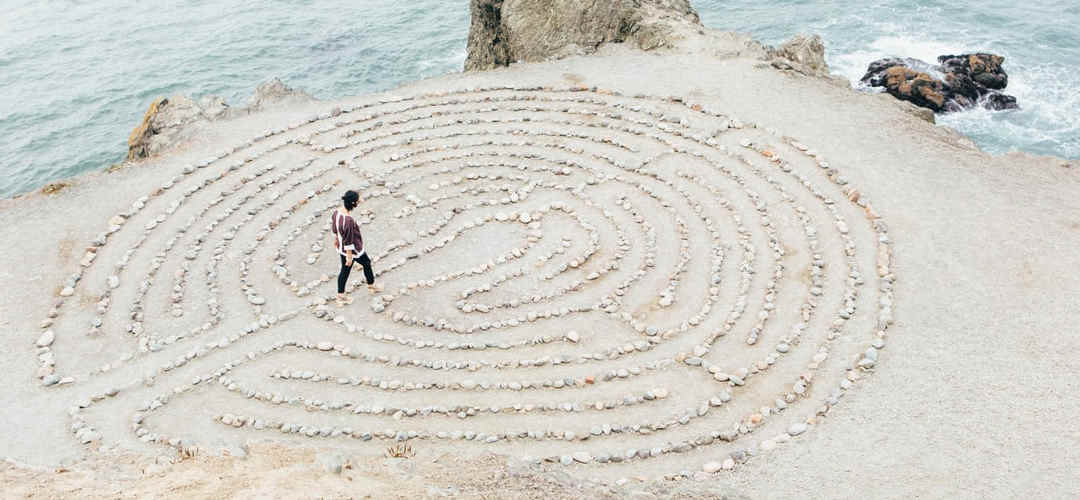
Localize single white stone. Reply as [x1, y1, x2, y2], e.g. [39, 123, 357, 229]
[36, 330, 55, 347]
[565, 331, 580, 343]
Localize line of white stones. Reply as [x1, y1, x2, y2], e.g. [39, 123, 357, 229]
[234, 161, 339, 312]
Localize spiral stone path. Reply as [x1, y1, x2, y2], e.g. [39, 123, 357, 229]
[31, 86, 895, 481]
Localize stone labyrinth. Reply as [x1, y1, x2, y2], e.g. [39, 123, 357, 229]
[35, 86, 896, 480]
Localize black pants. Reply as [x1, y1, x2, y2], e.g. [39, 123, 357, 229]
[338, 253, 374, 293]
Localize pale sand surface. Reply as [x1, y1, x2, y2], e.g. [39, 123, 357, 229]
[1, 42, 1077, 499]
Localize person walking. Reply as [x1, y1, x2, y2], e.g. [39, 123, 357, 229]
[331, 190, 376, 305]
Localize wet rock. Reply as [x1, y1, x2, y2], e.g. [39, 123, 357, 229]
[940, 53, 1008, 90]
[861, 53, 1018, 112]
[981, 92, 1018, 110]
[863, 60, 949, 111]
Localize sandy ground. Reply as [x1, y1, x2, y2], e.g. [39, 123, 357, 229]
[2, 443, 747, 499]
[1, 33, 1078, 499]
[3, 443, 749, 499]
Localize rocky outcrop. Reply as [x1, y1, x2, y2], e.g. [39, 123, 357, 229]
[861, 53, 1017, 113]
[767, 34, 828, 76]
[126, 78, 312, 161]
[126, 95, 227, 161]
[464, 0, 703, 71]
[126, 98, 167, 161]
[246, 78, 314, 111]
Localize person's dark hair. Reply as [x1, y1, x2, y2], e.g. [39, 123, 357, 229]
[342, 190, 359, 211]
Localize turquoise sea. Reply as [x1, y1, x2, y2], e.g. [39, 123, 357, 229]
[2, 0, 1077, 197]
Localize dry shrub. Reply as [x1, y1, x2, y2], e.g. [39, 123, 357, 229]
[386, 442, 415, 459]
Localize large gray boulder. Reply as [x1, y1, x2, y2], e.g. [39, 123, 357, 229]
[464, 0, 703, 71]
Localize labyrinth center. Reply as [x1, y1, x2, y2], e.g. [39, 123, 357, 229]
[40, 87, 895, 478]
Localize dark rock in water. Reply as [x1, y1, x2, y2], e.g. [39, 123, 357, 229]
[861, 52, 1018, 113]
[939, 53, 1008, 90]
[862, 59, 950, 111]
[982, 92, 1018, 110]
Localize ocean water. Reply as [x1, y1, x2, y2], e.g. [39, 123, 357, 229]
[695, 0, 1080, 163]
[0, 1, 469, 198]
[1, 1, 1076, 198]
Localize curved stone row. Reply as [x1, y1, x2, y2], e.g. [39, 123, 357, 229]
[42, 86, 894, 484]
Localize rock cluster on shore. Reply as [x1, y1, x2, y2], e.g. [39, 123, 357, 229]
[860, 53, 1018, 112]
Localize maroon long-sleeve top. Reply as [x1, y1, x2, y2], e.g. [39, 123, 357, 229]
[331, 210, 364, 256]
